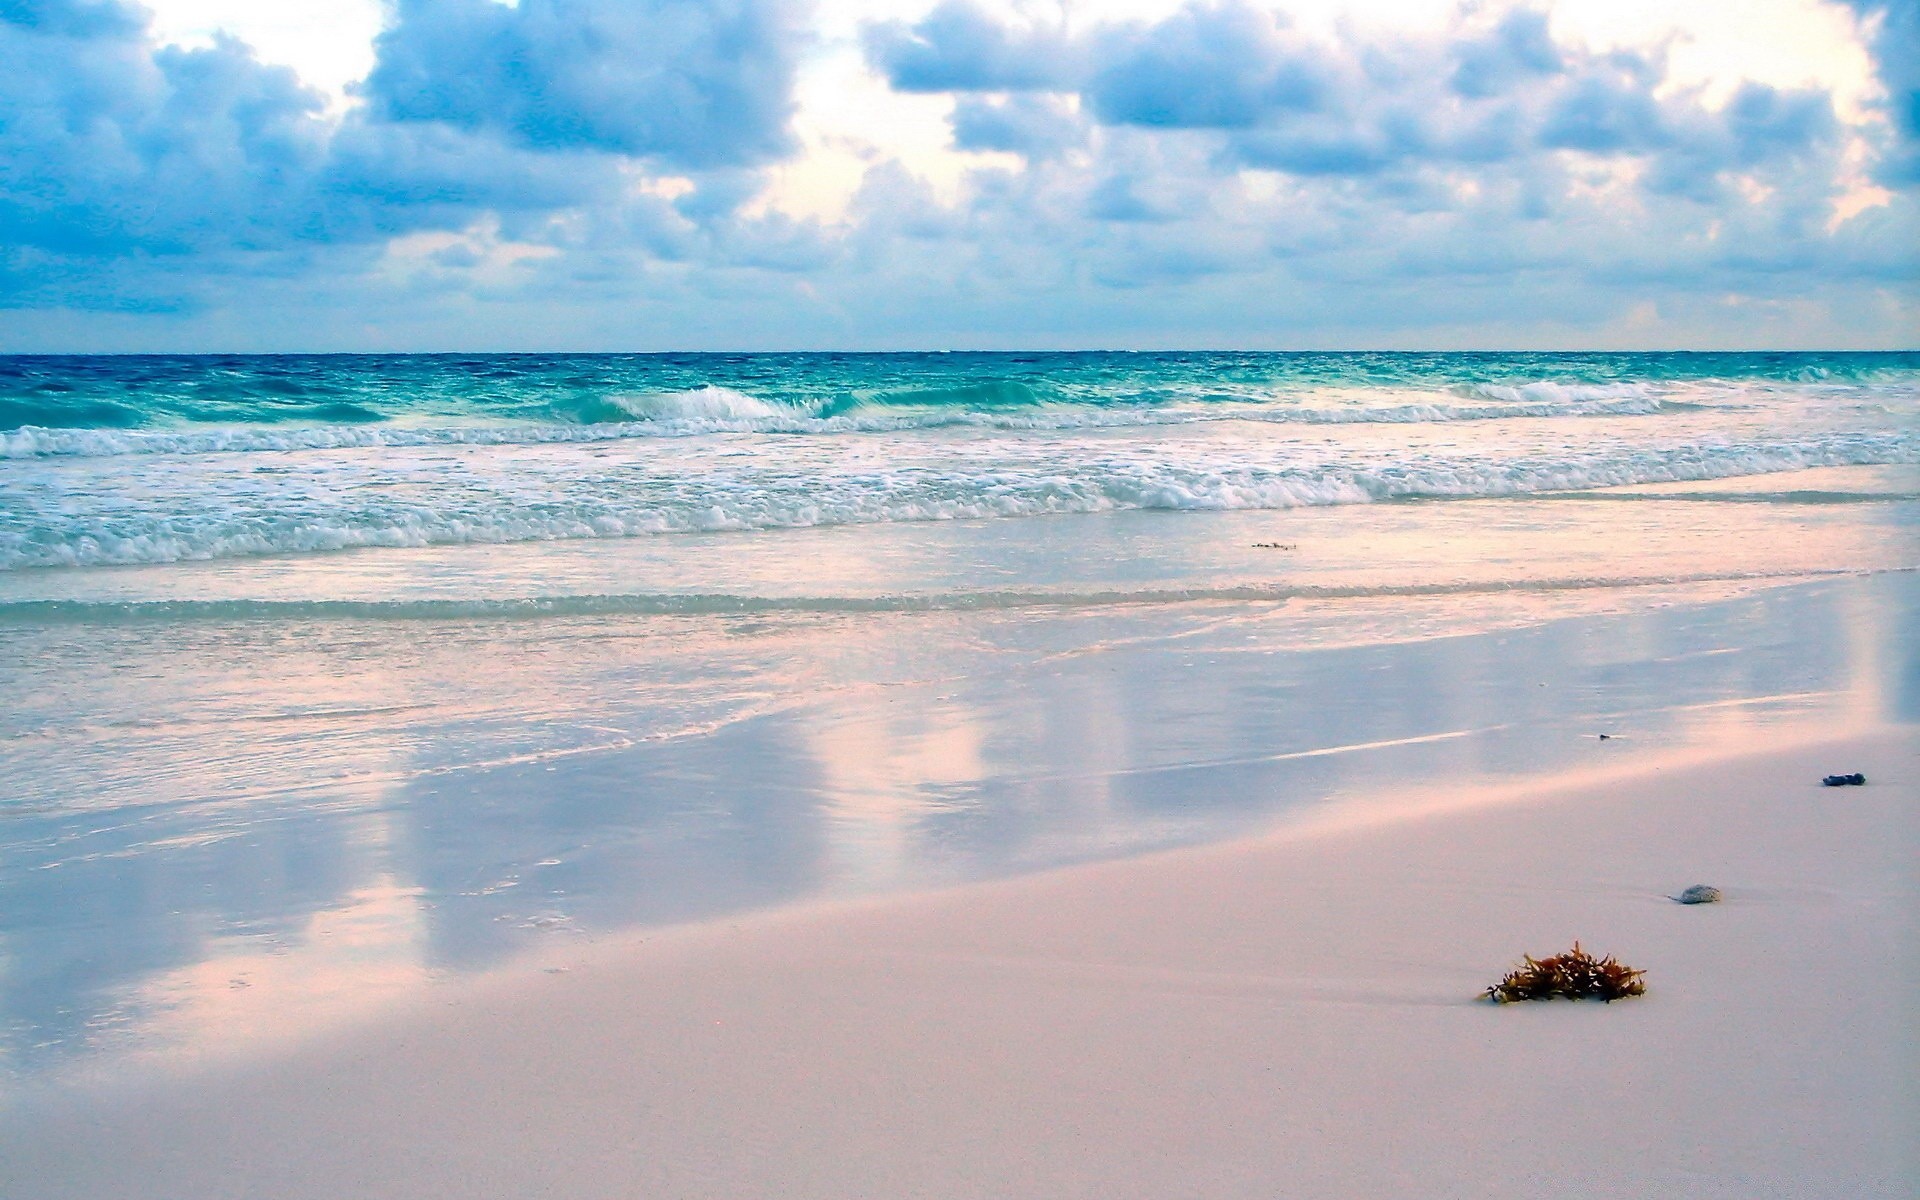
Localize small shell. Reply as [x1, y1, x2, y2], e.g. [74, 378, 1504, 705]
[1675, 884, 1722, 905]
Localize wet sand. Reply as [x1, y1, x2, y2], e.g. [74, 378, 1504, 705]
[5, 724, 1911, 1199]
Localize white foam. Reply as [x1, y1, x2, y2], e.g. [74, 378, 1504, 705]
[3, 434, 1911, 569]
[0, 387, 1686, 459]
[1461, 381, 1653, 406]
[604, 387, 787, 423]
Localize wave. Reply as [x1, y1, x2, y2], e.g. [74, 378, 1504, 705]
[603, 386, 788, 422]
[847, 379, 1045, 411]
[0, 395, 149, 430]
[0, 568, 1891, 624]
[0, 386, 1684, 459]
[1459, 380, 1650, 406]
[4, 434, 1912, 570]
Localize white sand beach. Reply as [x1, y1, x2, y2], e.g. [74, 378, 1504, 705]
[5, 0, 1918, 1190]
[4, 454, 1914, 1198]
[5, 723, 1911, 1199]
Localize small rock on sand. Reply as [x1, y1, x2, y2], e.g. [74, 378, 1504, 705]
[1675, 884, 1722, 904]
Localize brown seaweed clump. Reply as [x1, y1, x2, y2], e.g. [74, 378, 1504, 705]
[1482, 942, 1646, 1004]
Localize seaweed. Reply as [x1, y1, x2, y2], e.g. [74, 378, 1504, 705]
[1482, 941, 1646, 1004]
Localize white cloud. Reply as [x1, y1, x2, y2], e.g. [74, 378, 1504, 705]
[143, 0, 384, 104]
[7, 0, 1915, 348]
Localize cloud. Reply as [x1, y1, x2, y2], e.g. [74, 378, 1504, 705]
[1536, 58, 1669, 152]
[361, 0, 802, 168]
[0, 0, 141, 37]
[0, 4, 330, 268]
[1085, 3, 1326, 129]
[0, 0, 811, 310]
[854, 0, 1859, 219]
[950, 94, 1084, 158]
[1084, 174, 1173, 222]
[0, 0, 1913, 347]
[1638, 81, 1837, 199]
[863, 1, 1072, 93]
[1449, 9, 1562, 99]
[865, 2, 1861, 201]
[320, 120, 620, 236]
[836, 0, 1913, 340]
[1836, 0, 1919, 184]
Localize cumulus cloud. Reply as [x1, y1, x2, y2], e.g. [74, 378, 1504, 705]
[834, 0, 1914, 339]
[0, 0, 810, 311]
[1449, 9, 1562, 100]
[1084, 4, 1326, 129]
[362, 0, 801, 168]
[951, 94, 1084, 158]
[0, 0, 1912, 346]
[1, 0, 131, 31]
[863, 1, 1072, 93]
[858, 0, 1867, 227]
[1837, 0, 1919, 184]
[0, 3, 330, 289]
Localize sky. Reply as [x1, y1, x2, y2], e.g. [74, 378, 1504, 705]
[0, 0, 1915, 351]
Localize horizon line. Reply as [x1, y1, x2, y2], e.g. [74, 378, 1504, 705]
[3, 347, 1916, 358]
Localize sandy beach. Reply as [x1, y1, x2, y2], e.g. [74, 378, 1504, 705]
[3, 469, 1914, 1197]
[4, 721, 1910, 1198]
[5, 0, 1918, 1190]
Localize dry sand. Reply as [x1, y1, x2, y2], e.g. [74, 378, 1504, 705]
[4, 725, 1913, 1199]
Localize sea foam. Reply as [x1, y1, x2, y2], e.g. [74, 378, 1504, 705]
[0, 385, 1682, 458]
[3, 433, 1910, 569]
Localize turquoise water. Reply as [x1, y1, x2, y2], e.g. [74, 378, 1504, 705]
[0, 349, 1912, 441]
[3, 351, 1915, 433]
[2, 351, 1915, 573]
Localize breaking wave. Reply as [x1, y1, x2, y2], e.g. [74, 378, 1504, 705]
[0, 384, 1686, 459]
[4, 433, 1911, 569]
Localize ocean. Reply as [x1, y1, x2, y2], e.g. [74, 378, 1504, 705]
[1, 351, 1916, 1079]
[3, 351, 1915, 575]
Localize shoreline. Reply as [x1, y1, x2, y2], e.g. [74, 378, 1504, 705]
[6, 723, 1912, 1198]
[5, 566, 1908, 1094]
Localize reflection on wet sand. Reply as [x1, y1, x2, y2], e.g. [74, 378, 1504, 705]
[125, 875, 431, 1065]
[0, 569, 1912, 1081]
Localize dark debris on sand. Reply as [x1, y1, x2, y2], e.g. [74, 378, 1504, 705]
[1483, 942, 1647, 1004]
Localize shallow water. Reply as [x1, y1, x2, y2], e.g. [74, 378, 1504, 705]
[0, 562, 1914, 1083]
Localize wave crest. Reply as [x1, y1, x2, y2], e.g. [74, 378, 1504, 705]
[4, 434, 1911, 570]
[2, 386, 1690, 459]
[1460, 381, 1651, 406]
[604, 386, 789, 423]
